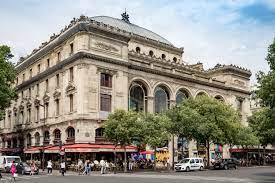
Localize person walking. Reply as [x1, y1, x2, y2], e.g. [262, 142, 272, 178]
[10, 161, 17, 182]
[47, 160, 53, 174]
[60, 161, 66, 176]
[77, 159, 83, 175]
[100, 158, 106, 174]
[128, 157, 133, 171]
[30, 161, 36, 176]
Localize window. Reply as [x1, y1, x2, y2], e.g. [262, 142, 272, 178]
[36, 106, 39, 122]
[44, 131, 50, 141]
[12, 138, 17, 148]
[27, 108, 31, 123]
[95, 128, 105, 137]
[27, 134, 32, 147]
[29, 69, 32, 78]
[195, 159, 199, 163]
[21, 91, 24, 100]
[129, 82, 147, 112]
[56, 74, 60, 88]
[47, 59, 50, 68]
[56, 99, 60, 116]
[100, 73, 112, 88]
[57, 52, 61, 62]
[7, 140, 11, 148]
[54, 129, 61, 140]
[161, 54, 166, 60]
[37, 64, 41, 73]
[35, 132, 40, 146]
[70, 43, 74, 55]
[36, 83, 39, 96]
[69, 94, 73, 112]
[69, 67, 74, 81]
[149, 50, 154, 57]
[23, 73, 25, 82]
[28, 88, 31, 97]
[176, 90, 188, 105]
[45, 79, 49, 92]
[67, 127, 75, 139]
[16, 78, 18, 85]
[173, 57, 177, 62]
[154, 86, 170, 113]
[8, 114, 11, 128]
[136, 47, 140, 53]
[190, 159, 195, 164]
[100, 94, 111, 112]
[45, 103, 49, 118]
[236, 98, 243, 112]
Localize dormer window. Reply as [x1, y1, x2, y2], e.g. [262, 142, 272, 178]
[57, 52, 61, 62]
[70, 43, 74, 55]
[149, 50, 154, 57]
[162, 54, 166, 60]
[173, 57, 177, 62]
[136, 47, 140, 53]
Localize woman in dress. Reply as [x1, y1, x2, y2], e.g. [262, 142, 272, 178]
[10, 161, 17, 182]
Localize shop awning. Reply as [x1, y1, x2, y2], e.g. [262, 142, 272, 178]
[0, 148, 22, 153]
[24, 144, 137, 154]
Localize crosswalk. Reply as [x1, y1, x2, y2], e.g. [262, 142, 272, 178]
[0, 174, 49, 182]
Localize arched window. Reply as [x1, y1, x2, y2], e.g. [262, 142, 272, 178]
[173, 57, 177, 62]
[129, 82, 147, 112]
[34, 132, 40, 146]
[161, 54, 166, 60]
[95, 128, 105, 137]
[136, 47, 140, 53]
[215, 95, 224, 102]
[154, 86, 170, 113]
[149, 50, 154, 57]
[27, 133, 32, 147]
[44, 131, 50, 141]
[67, 127, 75, 139]
[54, 129, 61, 140]
[176, 90, 189, 104]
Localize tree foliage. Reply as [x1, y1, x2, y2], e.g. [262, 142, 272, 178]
[235, 126, 259, 148]
[0, 45, 17, 119]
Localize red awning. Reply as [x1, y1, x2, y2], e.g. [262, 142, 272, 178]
[0, 148, 22, 153]
[24, 144, 137, 153]
[140, 150, 154, 155]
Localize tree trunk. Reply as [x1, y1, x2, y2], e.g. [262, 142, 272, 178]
[154, 147, 157, 171]
[258, 145, 260, 166]
[124, 146, 127, 173]
[246, 147, 249, 167]
[263, 145, 266, 165]
[171, 135, 174, 171]
[114, 145, 117, 174]
[206, 140, 210, 167]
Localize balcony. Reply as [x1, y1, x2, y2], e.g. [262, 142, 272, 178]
[53, 139, 61, 145]
[43, 139, 50, 146]
[66, 137, 75, 144]
[95, 136, 111, 144]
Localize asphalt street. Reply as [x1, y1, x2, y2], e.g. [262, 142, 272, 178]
[0, 166, 274, 183]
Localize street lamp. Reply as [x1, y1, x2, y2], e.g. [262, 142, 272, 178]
[23, 97, 46, 171]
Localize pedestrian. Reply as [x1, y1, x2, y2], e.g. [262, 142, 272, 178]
[128, 157, 133, 171]
[82, 160, 88, 175]
[77, 159, 83, 175]
[30, 161, 36, 176]
[47, 160, 53, 174]
[10, 161, 17, 183]
[60, 161, 66, 176]
[100, 157, 106, 174]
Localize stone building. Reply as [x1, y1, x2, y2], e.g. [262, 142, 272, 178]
[0, 13, 251, 163]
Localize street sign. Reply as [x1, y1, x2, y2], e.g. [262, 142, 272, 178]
[60, 151, 65, 156]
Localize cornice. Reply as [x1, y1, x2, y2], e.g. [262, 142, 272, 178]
[16, 52, 250, 95]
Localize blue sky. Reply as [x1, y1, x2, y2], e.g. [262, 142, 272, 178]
[0, 0, 275, 83]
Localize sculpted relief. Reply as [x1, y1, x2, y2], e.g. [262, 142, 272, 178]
[95, 42, 119, 52]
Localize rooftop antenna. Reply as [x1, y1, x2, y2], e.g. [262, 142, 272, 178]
[121, 8, 130, 23]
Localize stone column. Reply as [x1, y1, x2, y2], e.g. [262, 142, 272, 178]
[168, 100, 176, 169]
[146, 96, 154, 113]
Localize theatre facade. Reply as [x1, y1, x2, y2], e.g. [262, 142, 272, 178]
[0, 13, 252, 163]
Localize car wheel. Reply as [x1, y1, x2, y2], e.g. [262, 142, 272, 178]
[224, 165, 228, 170]
[199, 166, 203, 171]
[186, 167, 190, 172]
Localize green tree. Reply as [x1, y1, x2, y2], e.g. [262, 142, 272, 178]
[248, 108, 275, 164]
[235, 126, 259, 165]
[141, 113, 171, 171]
[180, 96, 241, 166]
[104, 109, 143, 172]
[0, 45, 17, 119]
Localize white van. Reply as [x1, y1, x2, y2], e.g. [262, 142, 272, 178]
[175, 158, 204, 172]
[0, 156, 21, 172]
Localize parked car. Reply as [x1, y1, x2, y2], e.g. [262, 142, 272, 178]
[16, 162, 39, 175]
[213, 158, 237, 170]
[175, 158, 204, 172]
[0, 156, 21, 172]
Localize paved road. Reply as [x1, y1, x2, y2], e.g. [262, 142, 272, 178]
[0, 166, 274, 183]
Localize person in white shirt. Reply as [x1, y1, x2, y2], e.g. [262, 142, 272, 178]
[77, 159, 83, 175]
[47, 160, 53, 174]
[99, 158, 106, 174]
[60, 161, 66, 176]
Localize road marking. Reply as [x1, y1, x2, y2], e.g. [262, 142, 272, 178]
[97, 173, 255, 183]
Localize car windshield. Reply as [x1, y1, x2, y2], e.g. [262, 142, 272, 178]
[179, 159, 190, 163]
[7, 157, 21, 163]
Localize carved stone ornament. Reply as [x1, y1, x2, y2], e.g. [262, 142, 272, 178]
[19, 105, 24, 112]
[95, 42, 119, 52]
[43, 94, 50, 103]
[66, 82, 77, 95]
[13, 107, 17, 113]
[236, 96, 245, 102]
[26, 101, 32, 109]
[7, 109, 12, 115]
[34, 99, 41, 107]
[53, 90, 61, 100]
